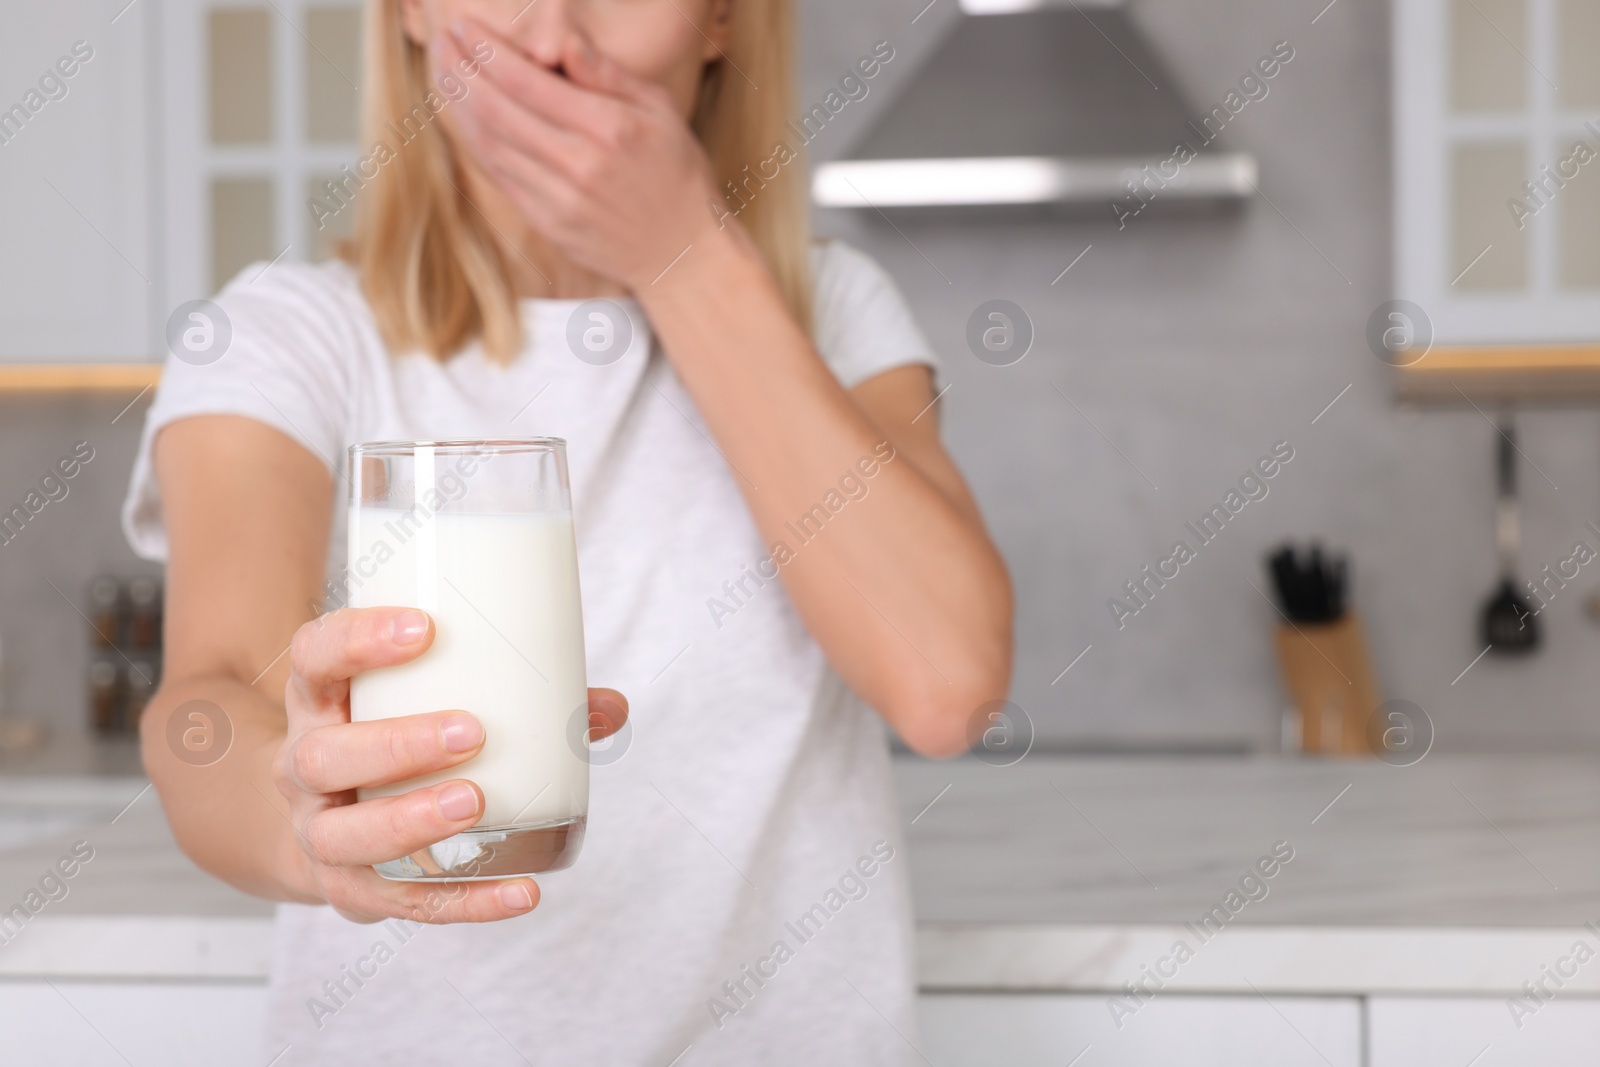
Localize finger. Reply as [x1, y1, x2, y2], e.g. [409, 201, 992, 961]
[303, 779, 485, 867]
[289, 608, 434, 710]
[435, 16, 580, 159]
[469, 133, 582, 239]
[454, 54, 591, 179]
[587, 688, 628, 741]
[463, 126, 590, 245]
[324, 864, 541, 925]
[455, 16, 634, 135]
[438, 22, 607, 207]
[562, 30, 661, 107]
[284, 711, 484, 794]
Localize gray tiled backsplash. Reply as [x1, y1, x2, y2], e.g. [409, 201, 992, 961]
[0, 394, 158, 736]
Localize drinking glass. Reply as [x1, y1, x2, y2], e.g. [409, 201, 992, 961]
[347, 439, 589, 881]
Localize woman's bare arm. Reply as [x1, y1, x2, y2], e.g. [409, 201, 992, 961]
[642, 245, 1014, 759]
[143, 416, 332, 899]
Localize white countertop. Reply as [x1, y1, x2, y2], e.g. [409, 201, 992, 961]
[900, 753, 1600, 995]
[2, 753, 1597, 995]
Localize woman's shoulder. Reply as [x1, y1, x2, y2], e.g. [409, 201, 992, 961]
[212, 256, 368, 329]
[808, 239, 897, 302]
[197, 255, 383, 374]
[807, 240, 939, 388]
[152, 256, 377, 426]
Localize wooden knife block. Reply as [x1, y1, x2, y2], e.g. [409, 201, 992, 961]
[1272, 615, 1380, 756]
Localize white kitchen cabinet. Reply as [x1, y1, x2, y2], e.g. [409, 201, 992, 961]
[1393, 0, 1600, 343]
[14, 983, 1600, 1065]
[0, 983, 1365, 1066]
[0, 0, 364, 363]
[917, 993, 1362, 1067]
[1369, 996, 1600, 1066]
[0, 979, 266, 1066]
[0, 1, 153, 361]
[161, 0, 361, 309]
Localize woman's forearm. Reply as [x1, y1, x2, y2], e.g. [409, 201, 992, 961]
[638, 229, 1013, 755]
[140, 674, 320, 903]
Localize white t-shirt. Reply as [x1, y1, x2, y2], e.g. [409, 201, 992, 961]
[123, 241, 938, 1066]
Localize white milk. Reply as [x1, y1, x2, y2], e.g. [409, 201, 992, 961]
[348, 507, 589, 828]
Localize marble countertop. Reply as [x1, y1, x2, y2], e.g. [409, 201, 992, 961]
[900, 753, 1600, 995]
[2, 753, 1597, 995]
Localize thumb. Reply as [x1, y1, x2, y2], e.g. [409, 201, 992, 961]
[587, 687, 629, 740]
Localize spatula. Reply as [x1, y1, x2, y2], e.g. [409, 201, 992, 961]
[1481, 419, 1539, 655]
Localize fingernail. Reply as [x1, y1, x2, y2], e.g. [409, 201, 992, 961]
[392, 610, 430, 645]
[437, 783, 480, 821]
[450, 18, 468, 42]
[498, 882, 534, 911]
[440, 714, 483, 753]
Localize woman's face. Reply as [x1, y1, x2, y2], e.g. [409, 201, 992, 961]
[399, 0, 733, 118]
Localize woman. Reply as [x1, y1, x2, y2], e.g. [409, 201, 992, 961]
[124, 0, 1012, 1062]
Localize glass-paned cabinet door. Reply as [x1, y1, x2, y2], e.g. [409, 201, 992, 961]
[162, 0, 361, 308]
[1395, 0, 1600, 342]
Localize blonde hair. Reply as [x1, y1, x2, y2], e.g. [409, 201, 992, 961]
[347, 1, 811, 363]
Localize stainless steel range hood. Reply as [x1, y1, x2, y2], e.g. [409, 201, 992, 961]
[812, 0, 1257, 211]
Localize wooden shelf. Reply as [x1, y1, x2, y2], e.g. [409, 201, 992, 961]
[1394, 345, 1600, 404]
[0, 364, 161, 393]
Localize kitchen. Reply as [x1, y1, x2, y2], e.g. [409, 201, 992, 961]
[2, 0, 1599, 1064]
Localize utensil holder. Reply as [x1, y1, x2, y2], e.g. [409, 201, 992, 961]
[1272, 614, 1380, 755]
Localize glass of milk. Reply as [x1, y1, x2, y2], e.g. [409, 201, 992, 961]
[346, 439, 589, 881]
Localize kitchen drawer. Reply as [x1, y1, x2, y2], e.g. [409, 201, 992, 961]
[1370, 996, 1600, 1066]
[0, 979, 265, 1066]
[918, 992, 1361, 1067]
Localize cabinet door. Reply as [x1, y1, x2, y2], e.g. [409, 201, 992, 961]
[1394, 0, 1600, 343]
[161, 0, 362, 310]
[0, 1, 152, 360]
[919, 993, 1362, 1067]
[0, 979, 266, 1065]
[1370, 996, 1600, 1066]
